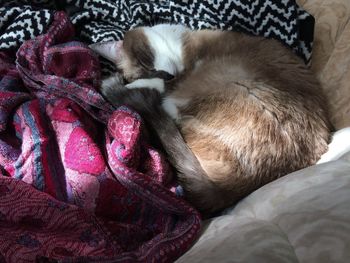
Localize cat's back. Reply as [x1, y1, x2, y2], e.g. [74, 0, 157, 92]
[176, 30, 328, 120]
[183, 30, 319, 96]
[171, 31, 332, 184]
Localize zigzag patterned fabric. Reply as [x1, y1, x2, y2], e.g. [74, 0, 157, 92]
[0, 0, 314, 68]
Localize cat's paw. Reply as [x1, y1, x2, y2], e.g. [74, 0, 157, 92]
[102, 75, 122, 88]
[125, 78, 165, 93]
[101, 74, 123, 91]
[100, 75, 126, 105]
[99, 75, 162, 117]
[120, 88, 162, 113]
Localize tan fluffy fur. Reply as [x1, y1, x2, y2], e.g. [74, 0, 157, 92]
[100, 26, 332, 214]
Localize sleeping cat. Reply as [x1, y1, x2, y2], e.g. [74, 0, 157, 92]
[90, 24, 332, 215]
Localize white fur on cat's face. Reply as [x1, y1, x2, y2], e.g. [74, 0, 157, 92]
[142, 24, 188, 76]
[90, 24, 189, 81]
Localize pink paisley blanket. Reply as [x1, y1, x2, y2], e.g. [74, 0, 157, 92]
[0, 12, 200, 263]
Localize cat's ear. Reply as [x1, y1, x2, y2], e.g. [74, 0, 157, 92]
[89, 41, 123, 63]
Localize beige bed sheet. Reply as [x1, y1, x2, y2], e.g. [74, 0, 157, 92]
[298, 0, 350, 129]
[177, 149, 350, 263]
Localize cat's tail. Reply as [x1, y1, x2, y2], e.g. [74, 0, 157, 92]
[102, 84, 226, 214]
[145, 104, 228, 215]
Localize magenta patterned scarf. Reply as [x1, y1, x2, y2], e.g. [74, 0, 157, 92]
[0, 12, 200, 263]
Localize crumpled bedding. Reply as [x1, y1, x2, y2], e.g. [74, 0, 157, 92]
[177, 143, 350, 263]
[298, 0, 350, 129]
[0, 12, 201, 262]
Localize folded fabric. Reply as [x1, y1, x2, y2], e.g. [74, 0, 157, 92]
[0, 12, 201, 262]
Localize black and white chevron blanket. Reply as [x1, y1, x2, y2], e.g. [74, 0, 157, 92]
[0, 0, 315, 74]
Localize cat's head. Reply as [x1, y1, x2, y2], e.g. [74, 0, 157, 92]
[90, 24, 190, 83]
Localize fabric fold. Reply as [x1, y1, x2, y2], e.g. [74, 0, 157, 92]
[0, 11, 201, 263]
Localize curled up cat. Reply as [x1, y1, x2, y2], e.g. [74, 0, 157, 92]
[90, 24, 332, 215]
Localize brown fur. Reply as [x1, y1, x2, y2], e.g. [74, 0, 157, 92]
[118, 28, 155, 82]
[104, 27, 332, 215]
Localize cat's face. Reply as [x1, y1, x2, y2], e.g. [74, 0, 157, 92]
[90, 24, 189, 83]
